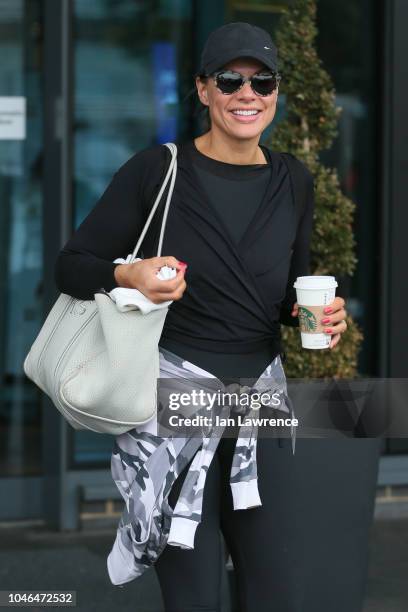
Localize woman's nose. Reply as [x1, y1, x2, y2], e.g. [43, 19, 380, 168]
[237, 80, 256, 98]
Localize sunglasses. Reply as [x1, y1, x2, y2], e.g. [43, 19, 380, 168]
[210, 69, 281, 97]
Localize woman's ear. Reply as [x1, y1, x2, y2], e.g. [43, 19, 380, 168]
[195, 76, 209, 107]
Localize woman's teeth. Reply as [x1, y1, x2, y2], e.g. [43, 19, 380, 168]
[231, 110, 259, 115]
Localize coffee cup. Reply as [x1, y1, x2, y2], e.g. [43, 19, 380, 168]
[293, 276, 338, 349]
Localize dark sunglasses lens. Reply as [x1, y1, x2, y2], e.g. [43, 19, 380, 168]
[216, 71, 243, 94]
[252, 73, 278, 95]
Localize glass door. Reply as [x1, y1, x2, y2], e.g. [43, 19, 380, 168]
[0, 0, 44, 519]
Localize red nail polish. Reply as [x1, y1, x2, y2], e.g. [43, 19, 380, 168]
[325, 328, 333, 333]
[324, 307, 333, 314]
[322, 318, 331, 324]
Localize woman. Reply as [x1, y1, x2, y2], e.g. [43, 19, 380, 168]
[55, 22, 348, 612]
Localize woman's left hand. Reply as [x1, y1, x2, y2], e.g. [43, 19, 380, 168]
[291, 296, 348, 349]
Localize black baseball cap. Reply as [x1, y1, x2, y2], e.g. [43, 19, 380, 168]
[197, 22, 278, 76]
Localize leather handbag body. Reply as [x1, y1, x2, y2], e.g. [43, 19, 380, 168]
[23, 142, 178, 435]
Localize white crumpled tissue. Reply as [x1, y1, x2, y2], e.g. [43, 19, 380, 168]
[108, 254, 177, 314]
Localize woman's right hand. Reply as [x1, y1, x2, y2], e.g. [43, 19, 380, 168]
[114, 256, 187, 304]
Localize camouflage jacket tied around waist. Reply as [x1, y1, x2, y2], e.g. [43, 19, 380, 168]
[107, 347, 296, 586]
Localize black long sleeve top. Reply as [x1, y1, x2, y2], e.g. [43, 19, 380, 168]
[54, 139, 315, 383]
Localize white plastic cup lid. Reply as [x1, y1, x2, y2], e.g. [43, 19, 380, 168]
[293, 275, 338, 290]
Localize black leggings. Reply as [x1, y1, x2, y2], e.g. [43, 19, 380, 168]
[155, 436, 380, 612]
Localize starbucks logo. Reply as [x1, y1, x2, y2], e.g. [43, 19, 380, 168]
[298, 306, 317, 332]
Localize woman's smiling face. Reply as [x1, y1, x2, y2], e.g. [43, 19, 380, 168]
[195, 57, 279, 141]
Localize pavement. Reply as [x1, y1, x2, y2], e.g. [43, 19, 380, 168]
[0, 514, 407, 612]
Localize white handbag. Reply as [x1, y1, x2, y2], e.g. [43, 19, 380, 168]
[23, 142, 178, 435]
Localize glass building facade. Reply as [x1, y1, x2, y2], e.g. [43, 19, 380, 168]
[0, 0, 407, 525]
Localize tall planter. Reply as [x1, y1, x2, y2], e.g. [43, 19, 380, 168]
[269, 2, 381, 610]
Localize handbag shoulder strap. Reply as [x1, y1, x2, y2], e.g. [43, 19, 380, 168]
[130, 142, 177, 263]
